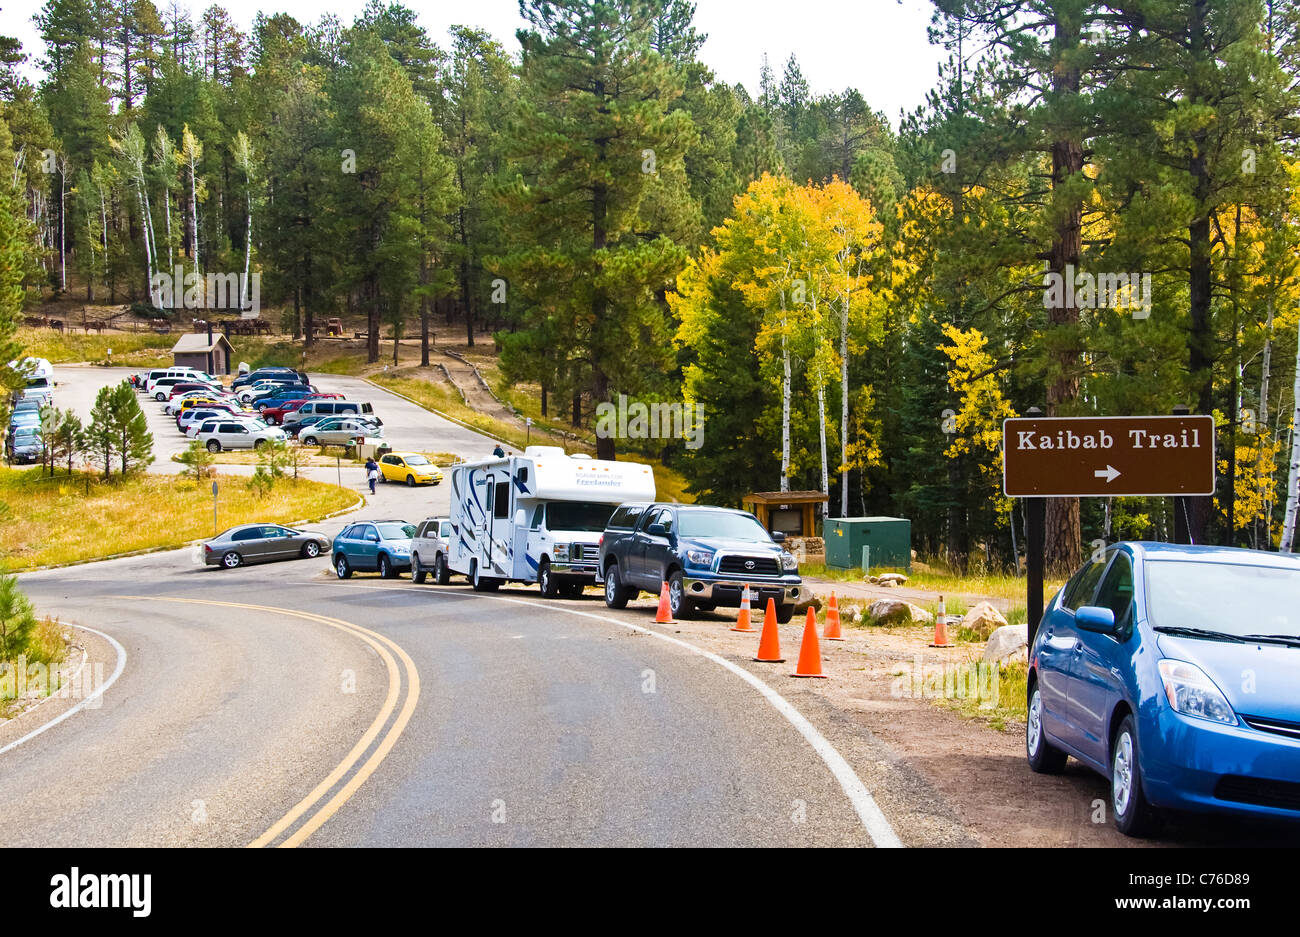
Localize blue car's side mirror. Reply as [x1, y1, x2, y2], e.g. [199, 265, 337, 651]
[1075, 605, 1118, 634]
[646, 523, 667, 537]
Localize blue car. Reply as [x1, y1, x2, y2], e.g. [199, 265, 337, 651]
[1027, 542, 1300, 836]
[332, 519, 416, 580]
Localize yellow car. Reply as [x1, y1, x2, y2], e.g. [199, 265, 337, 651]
[378, 452, 444, 487]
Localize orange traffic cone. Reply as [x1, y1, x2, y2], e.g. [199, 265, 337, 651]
[731, 583, 755, 632]
[753, 598, 784, 662]
[824, 592, 844, 641]
[929, 593, 954, 648]
[793, 607, 828, 678]
[654, 581, 675, 624]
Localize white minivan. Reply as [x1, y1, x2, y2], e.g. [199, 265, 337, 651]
[284, 400, 376, 424]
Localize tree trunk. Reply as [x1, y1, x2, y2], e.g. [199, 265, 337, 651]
[1279, 327, 1300, 551]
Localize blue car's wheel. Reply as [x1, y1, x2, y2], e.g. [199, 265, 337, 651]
[1111, 714, 1161, 837]
[1026, 683, 1068, 774]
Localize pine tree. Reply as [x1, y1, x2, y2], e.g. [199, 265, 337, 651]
[498, 0, 697, 458]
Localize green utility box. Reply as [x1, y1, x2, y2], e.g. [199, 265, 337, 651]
[824, 516, 912, 572]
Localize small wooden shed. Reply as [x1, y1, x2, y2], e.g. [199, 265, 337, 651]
[742, 490, 826, 537]
[172, 331, 234, 376]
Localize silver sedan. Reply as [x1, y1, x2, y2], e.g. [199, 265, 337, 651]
[201, 524, 331, 569]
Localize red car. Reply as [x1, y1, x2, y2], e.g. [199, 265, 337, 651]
[261, 393, 344, 425]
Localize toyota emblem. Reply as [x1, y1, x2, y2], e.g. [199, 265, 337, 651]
[744, 560, 755, 570]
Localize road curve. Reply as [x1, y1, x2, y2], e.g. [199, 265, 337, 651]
[5, 548, 904, 847]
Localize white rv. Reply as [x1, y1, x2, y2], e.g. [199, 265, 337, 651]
[447, 446, 656, 595]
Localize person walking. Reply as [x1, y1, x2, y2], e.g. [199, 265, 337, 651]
[365, 456, 379, 494]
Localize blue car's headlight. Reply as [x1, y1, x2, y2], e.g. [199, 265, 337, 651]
[780, 552, 798, 571]
[1158, 660, 1236, 725]
[684, 549, 714, 567]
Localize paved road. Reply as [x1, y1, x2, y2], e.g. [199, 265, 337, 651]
[4, 550, 906, 847]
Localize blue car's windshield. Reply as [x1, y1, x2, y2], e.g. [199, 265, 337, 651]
[1147, 560, 1300, 639]
[377, 523, 416, 539]
[676, 511, 771, 541]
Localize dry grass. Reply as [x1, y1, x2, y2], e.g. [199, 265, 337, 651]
[0, 468, 357, 571]
[17, 327, 175, 366]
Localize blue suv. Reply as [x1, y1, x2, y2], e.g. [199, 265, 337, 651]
[1028, 542, 1300, 836]
[332, 520, 416, 579]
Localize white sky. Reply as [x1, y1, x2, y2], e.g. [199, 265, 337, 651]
[6, 0, 945, 126]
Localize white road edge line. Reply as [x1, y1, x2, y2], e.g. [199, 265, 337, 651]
[317, 582, 905, 848]
[0, 624, 127, 757]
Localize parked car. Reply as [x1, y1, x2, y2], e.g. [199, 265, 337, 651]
[261, 394, 344, 425]
[8, 409, 42, 430]
[5, 425, 42, 463]
[410, 516, 453, 585]
[165, 392, 233, 416]
[150, 376, 216, 401]
[599, 503, 802, 621]
[331, 520, 416, 579]
[196, 418, 286, 452]
[285, 400, 376, 424]
[202, 524, 331, 569]
[179, 407, 247, 435]
[1027, 542, 1300, 836]
[298, 417, 383, 448]
[377, 451, 443, 486]
[11, 397, 43, 415]
[232, 367, 307, 392]
[236, 380, 291, 403]
[250, 385, 319, 411]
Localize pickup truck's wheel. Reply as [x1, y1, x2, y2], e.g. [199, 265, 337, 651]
[433, 553, 450, 586]
[776, 603, 795, 624]
[668, 571, 695, 620]
[604, 564, 634, 609]
[411, 553, 428, 584]
[538, 560, 559, 598]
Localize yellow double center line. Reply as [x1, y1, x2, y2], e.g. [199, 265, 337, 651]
[112, 596, 420, 848]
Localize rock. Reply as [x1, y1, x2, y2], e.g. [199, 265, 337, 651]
[879, 579, 898, 588]
[961, 601, 1009, 640]
[867, 599, 934, 626]
[878, 573, 909, 585]
[865, 575, 880, 584]
[794, 594, 823, 613]
[912, 561, 933, 574]
[982, 624, 1029, 664]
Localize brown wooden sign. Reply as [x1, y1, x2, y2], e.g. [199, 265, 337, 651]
[1003, 415, 1216, 498]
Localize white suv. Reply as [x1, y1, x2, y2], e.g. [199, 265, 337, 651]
[196, 418, 286, 452]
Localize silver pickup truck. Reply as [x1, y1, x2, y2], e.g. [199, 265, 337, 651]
[411, 516, 454, 585]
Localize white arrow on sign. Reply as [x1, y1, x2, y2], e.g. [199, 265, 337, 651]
[1093, 465, 1121, 483]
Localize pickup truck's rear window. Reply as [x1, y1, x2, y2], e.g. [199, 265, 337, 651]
[677, 510, 771, 541]
[607, 505, 645, 529]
